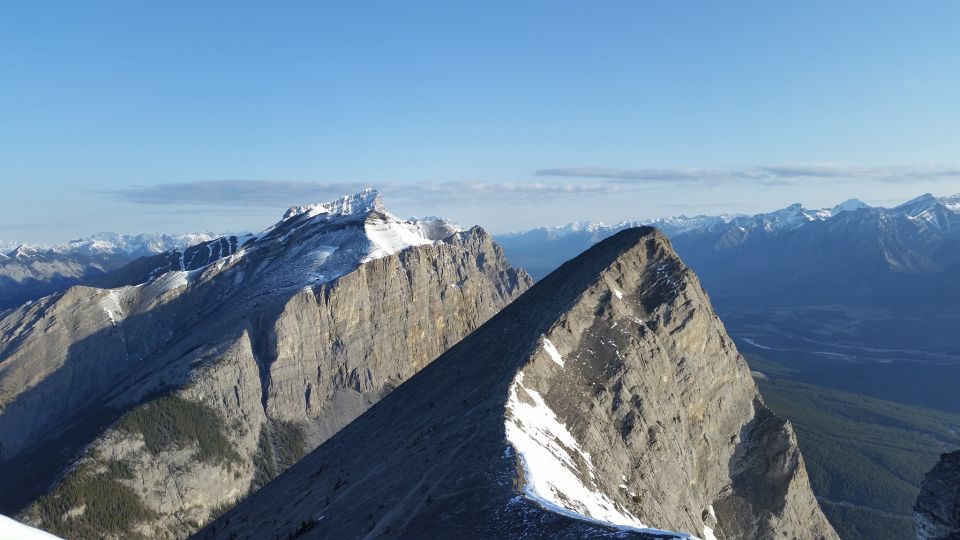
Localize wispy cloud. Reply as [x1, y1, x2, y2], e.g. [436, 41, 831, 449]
[101, 163, 960, 210]
[535, 166, 759, 183]
[536, 163, 960, 184]
[102, 179, 620, 207]
[102, 180, 372, 207]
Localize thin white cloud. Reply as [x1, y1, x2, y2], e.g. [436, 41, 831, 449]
[534, 166, 760, 183]
[102, 179, 620, 207]
[536, 163, 960, 184]
[100, 164, 960, 210]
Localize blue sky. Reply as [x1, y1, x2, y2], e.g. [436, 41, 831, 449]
[1, 1, 958, 243]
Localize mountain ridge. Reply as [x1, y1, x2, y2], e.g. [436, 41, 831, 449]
[2, 190, 531, 539]
[197, 227, 836, 539]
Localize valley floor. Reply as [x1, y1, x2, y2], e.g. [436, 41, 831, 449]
[746, 351, 960, 540]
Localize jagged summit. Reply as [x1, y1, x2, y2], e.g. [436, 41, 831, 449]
[197, 226, 835, 540]
[98, 189, 463, 297]
[281, 188, 385, 221]
[7, 245, 37, 259]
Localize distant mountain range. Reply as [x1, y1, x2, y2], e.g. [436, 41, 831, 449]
[0, 232, 221, 310]
[499, 193, 960, 312]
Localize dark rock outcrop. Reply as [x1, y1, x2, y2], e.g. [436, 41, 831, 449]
[915, 450, 960, 540]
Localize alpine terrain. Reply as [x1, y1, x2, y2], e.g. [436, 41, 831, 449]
[197, 227, 838, 539]
[0, 232, 220, 310]
[0, 190, 531, 539]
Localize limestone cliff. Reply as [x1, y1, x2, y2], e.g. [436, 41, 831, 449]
[0, 190, 530, 539]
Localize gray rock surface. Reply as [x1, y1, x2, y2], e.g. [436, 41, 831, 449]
[195, 227, 837, 540]
[915, 450, 960, 540]
[0, 192, 530, 539]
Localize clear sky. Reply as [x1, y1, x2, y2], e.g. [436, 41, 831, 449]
[2, 1, 958, 243]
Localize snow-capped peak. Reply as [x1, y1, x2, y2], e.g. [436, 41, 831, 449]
[894, 192, 960, 214]
[0, 233, 221, 261]
[895, 192, 946, 215]
[282, 188, 384, 221]
[267, 189, 463, 265]
[61, 232, 221, 257]
[88, 189, 466, 326]
[186, 189, 464, 293]
[8, 245, 41, 259]
[831, 198, 870, 214]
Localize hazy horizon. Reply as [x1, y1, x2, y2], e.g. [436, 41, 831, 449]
[2, 1, 958, 242]
[3, 187, 959, 247]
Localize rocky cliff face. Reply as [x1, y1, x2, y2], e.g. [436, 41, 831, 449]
[197, 227, 837, 540]
[915, 450, 960, 540]
[0, 190, 530, 539]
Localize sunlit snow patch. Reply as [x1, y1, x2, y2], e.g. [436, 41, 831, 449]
[702, 505, 718, 540]
[99, 290, 125, 324]
[0, 515, 63, 539]
[542, 338, 565, 367]
[504, 371, 693, 538]
[363, 217, 435, 262]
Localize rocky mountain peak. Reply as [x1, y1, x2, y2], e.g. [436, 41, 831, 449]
[8, 245, 41, 259]
[281, 188, 384, 221]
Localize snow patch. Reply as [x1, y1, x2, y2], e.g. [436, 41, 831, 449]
[0, 515, 63, 539]
[702, 505, 718, 540]
[504, 370, 692, 538]
[99, 290, 125, 324]
[542, 338, 564, 367]
[363, 217, 435, 262]
[612, 288, 623, 300]
[141, 269, 196, 298]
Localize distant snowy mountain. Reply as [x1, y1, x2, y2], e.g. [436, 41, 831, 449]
[56, 231, 220, 258]
[2, 232, 220, 258]
[0, 232, 220, 310]
[502, 197, 872, 245]
[496, 192, 960, 309]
